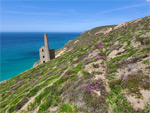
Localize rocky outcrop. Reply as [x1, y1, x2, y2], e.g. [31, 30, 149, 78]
[33, 60, 41, 68]
[1, 16, 150, 113]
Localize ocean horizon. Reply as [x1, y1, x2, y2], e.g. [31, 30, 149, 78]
[0, 32, 81, 81]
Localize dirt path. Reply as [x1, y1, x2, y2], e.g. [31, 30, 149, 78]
[88, 31, 92, 36]
[33, 106, 39, 113]
[16, 69, 68, 113]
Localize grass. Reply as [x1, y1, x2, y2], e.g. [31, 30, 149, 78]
[109, 74, 150, 96]
[107, 49, 137, 74]
[82, 71, 92, 79]
[33, 74, 77, 112]
[142, 60, 150, 64]
[4, 75, 61, 113]
[73, 62, 82, 74]
[38, 95, 60, 113]
[59, 104, 73, 112]
[1, 16, 150, 113]
[28, 74, 60, 97]
[0, 65, 60, 111]
[107, 61, 118, 73]
[0, 88, 30, 113]
[144, 103, 150, 112]
[108, 79, 134, 112]
[107, 91, 133, 113]
[105, 73, 116, 80]
[108, 74, 150, 112]
[65, 70, 74, 75]
[83, 79, 108, 112]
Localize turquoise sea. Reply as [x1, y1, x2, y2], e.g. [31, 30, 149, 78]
[0, 32, 81, 81]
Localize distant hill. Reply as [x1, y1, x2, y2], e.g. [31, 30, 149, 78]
[0, 16, 150, 113]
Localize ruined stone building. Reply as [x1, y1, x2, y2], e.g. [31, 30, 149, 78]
[33, 33, 55, 67]
[39, 34, 55, 63]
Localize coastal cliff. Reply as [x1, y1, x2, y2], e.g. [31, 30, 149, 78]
[0, 16, 150, 113]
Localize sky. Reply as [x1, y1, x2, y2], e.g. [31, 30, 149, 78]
[0, 0, 150, 32]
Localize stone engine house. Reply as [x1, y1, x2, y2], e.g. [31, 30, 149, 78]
[39, 34, 55, 63]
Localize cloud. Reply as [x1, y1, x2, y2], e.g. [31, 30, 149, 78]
[4, 11, 64, 16]
[20, 5, 38, 9]
[97, 3, 149, 15]
[146, 0, 150, 2]
[4, 9, 78, 16]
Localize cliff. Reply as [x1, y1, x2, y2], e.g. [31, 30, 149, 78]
[0, 16, 150, 113]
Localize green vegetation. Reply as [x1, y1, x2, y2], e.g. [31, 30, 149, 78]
[59, 104, 73, 112]
[109, 74, 150, 96]
[142, 60, 150, 64]
[81, 71, 92, 78]
[73, 62, 82, 74]
[107, 88, 133, 113]
[28, 74, 60, 97]
[0, 16, 150, 113]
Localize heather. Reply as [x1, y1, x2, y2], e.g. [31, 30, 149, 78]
[0, 16, 150, 113]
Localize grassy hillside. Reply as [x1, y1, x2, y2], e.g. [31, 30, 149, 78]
[0, 16, 150, 113]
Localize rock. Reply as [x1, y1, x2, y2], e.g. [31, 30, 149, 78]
[126, 89, 150, 110]
[130, 39, 141, 48]
[139, 32, 150, 37]
[73, 57, 78, 61]
[33, 60, 41, 67]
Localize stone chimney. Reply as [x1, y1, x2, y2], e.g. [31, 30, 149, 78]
[38, 33, 55, 65]
[44, 33, 49, 48]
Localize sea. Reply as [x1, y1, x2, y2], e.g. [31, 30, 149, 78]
[0, 32, 81, 81]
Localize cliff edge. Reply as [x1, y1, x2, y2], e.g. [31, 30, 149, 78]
[0, 16, 150, 113]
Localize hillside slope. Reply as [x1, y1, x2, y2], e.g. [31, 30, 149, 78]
[0, 16, 150, 113]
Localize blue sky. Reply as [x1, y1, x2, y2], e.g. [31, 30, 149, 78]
[1, 0, 150, 32]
